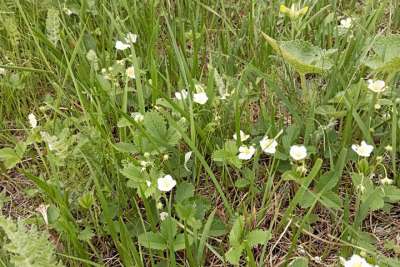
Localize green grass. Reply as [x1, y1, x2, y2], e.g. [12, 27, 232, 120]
[0, 0, 400, 266]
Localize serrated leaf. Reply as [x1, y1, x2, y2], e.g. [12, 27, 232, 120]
[229, 216, 244, 247]
[363, 35, 400, 73]
[246, 229, 271, 247]
[212, 140, 242, 169]
[0, 147, 21, 169]
[138, 232, 167, 250]
[262, 33, 336, 74]
[175, 182, 194, 203]
[225, 245, 244, 265]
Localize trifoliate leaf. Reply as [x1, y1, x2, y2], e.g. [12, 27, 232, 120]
[262, 33, 336, 74]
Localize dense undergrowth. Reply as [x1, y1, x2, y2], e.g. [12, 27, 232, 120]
[1, 0, 400, 266]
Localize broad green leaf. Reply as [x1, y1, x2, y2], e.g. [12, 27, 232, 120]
[382, 185, 400, 202]
[138, 232, 167, 250]
[246, 229, 272, 247]
[363, 35, 400, 73]
[225, 245, 244, 265]
[234, 178, 250, 188]
[78, 227, 94, 242]
[175, 182, 194, 203]
[0, 148, 21, 169]
[173, 233, 193, 251]
[262, 33, 336, 74]
[160, 217, 177, 240]
[212, 140, 242, 169]
[229, 216, 244, 247]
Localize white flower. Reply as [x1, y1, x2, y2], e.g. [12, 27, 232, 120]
[340, 254, 376, 267]
[260, 136, 278, 154]
[160, 212, 169, 221]
[0, 67, 6, 75]
[146, 180, 152, 187]
[367, 79, 386, 93]
[28, 113, 37, 128]
[35, 204, 50, 225]
[380, 177, 394, 185]
[126, 66, 135, 79]
[125, 32, 138, 44]
[290, 145, 307, 161]
[352, 141, 374, 157]
[238, 145, 256, 160]
[193, 92, 208, 105]
[233, 130, 250, 142]
[115, 40, 131, 50]
[131, 112, 144, 123]
[340, 17, 353, 29]
[175, 90, 188, 100]
[157, 175, 176, 192]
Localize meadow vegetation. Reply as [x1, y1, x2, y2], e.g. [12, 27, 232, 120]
[0, 0, 400, 266]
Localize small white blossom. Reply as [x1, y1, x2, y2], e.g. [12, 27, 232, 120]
[163, 154, 170, 161]
[160, 212, 169, 221]
[352, 141, 373, 157]
[125, 32, 138, 44]
[260, 136, 278, 154]
[233, 130, 250, 142]
[290, 145, 307, 161]
[28, 113, 38, 128]
[157, 175, 176, 192]
[193, 92, 208, 105]
[0, 68, 6, 75]
[36, 204, 50, 225]
[238, 145, 256, 160]
[115, 40, 131, 50]
[146, 180, 152, 187]
[175, 90, 188, 100]
[340, 254, 376, 267]
[156, 202, 163, 209]
[339, 17, 353, 29]
[131, 112, 144, 123]
[380, 177, 394, 185]
[126, 66, 135, 79]
[367, 79, 386, 93]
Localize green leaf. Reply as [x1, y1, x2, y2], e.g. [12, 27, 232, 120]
[212, 140, 242, 169]
[114, 142, 137, 153]
[363, 35, 400, 73]
[246, 229, 272, 247]
[160, 217, 177, 240]
[234, 178, 250, 189]
[0, 147, 21, 169]
[262, 33, 336, 74]
[175, 182, 194, 203]
[382, 185, 400, 202]
[173, 233, 193, 251]
[138, 232, 167, 250]
[289, 257, 309, 267]
[229, 216, 244, 247]
[78, 227, 95, 242]
[225, 245, 244, 265]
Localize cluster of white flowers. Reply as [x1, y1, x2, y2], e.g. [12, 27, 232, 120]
[234, 129, 307, 162]
[115, 33, 138, 51]
[174, 88, 208, 105]
[340, 254, 378, 267]
[131, 112, 144, 123]
[339, 17, 353, 29]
